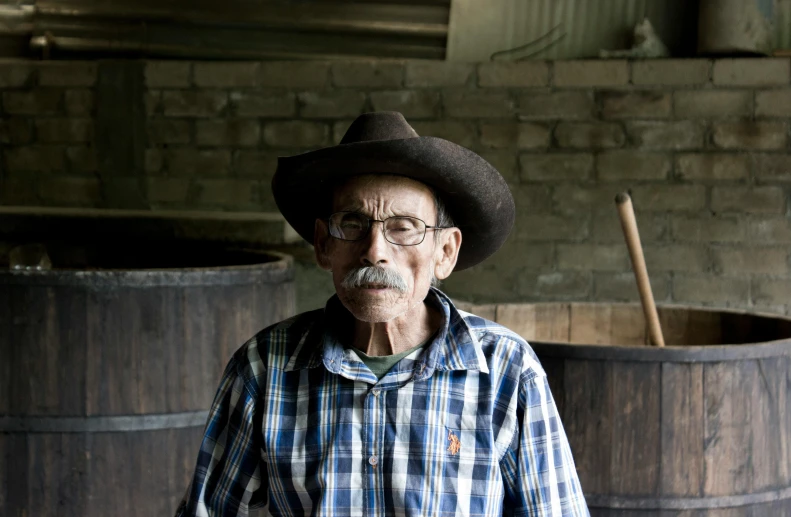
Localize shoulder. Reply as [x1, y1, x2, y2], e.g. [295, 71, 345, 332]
[456, 308, 546, 382]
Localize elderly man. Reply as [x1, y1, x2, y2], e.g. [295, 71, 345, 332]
[176, 112, 589, 516]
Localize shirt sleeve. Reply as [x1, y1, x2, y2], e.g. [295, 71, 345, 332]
[175, 357, 267, 517]
[500, 372, 589, 517]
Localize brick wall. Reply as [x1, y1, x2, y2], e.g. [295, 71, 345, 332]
[2, 58, 791, 314]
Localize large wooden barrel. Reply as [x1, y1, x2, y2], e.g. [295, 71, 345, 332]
[458, 302, 791, 516]
[0, 242, 295, 517]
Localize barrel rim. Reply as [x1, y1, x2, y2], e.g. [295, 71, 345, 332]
[0, 249, 295, 287]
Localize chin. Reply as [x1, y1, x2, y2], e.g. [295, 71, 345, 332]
[338, 288, 409, 323]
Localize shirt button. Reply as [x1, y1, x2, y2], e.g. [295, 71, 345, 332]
[368, 455, 378, 466]
[371, 389, 380, 397]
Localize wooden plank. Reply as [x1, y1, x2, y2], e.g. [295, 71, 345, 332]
[0, 285, 11, 414]
[498, 303, 571, 343]
[55, 287, 88, 415]
[750, 357, 790, 492]
[660, 363, 704, 497]
[0, 433, 29, 515]
[703, 361, 752, 497]
[611, 361, 661, 496]
[562, 359, 613, 495]
[570, 303, 613, 345]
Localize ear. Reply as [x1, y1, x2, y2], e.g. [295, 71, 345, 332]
[433, 227, 462, 281]
[314, 218, 332, 271]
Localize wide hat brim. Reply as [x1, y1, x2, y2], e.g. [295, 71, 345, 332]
[272, 133, 515, 272]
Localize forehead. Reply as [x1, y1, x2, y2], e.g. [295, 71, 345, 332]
[332, 174, 435, 210]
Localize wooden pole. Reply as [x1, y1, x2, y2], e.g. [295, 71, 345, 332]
[615, 192, 666, 347]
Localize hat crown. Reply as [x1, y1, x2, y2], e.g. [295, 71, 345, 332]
[340, 112, 419, 145]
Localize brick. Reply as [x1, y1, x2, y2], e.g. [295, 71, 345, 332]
[145, 149, 163, 173]
[332, 120, 353, 145]
[0, 118, 33, 144]
[38, 62, 97, 86]
[477, 151, 519, 184]
[145, 92, 160, 116]
[64, 89, 94, 116]
[755, 90, 791, 117]
[671, 216, 746, 243]
[0, 63, 34, 88]
[673, 275, 749, 304]
[711, 186, 786, 214]
[626, 121, 705, 150]
[230, 91, 296, 118]
[508, 184, 553, 213]
[557, 244, 628, 271]
[164, 149, 232, 177]
[298, 91, 366, 119]
[753, 154, 791, 182]
[478, 61, 549, 87]
[518, 91, 594, 120]
[405, 61, 473, 87]
[748, 218, 791, 244]
[331, 61, 404, 88]
[597, 151, 670, 181]
[5, 146, 64, 172]
[235, 150, 279, 177]
[443, 91, 514, 119]
[712, 59, 790, 86]
[644, 245, 709, 272]
[591, 211, 668, 242]
[194, 62, 259, 87]
[712, 121, 787, 150]
[553, 60, 629, 87]
[631, 59, 710, 86]
[514, 215, 588, 241]
[195, 179, 258, 205]
[0, 179, 38, 204]
[259, 61, 331, 89]
[527, 272, 591, 299]
[369, 90, 439, 119]
[600, 91, 672, 119]
[3, 90, 62, 115]
[36, 118, 93, 143]
[519, 153, 593, 181]
[551, 185, 628, 217]
[554, 122, 625, 149]
[677, 153, 749, 182]
[673, 90, 752, 118]
[37, 177, 101, 205]
[196, 119, 260, 147]
[713, 247, 788, 275]
[443, 266, 522, 302]
[479, 122, 550, 150]
[630, 185, 706, 211]
[147, 178, 190, 204]
[162, 91, 227, 117]
[595, 272, 670, 302]
[410, 121, 476, 147]
[148, 120, 192, 144]
[263, 121, 328, 147]
[486, 240, 555, 272]
[144, 61, 190, 88]
[752, 279, 791, 305]
[66, 146, 98, 173]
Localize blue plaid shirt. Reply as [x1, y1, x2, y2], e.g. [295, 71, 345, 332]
[176, 288, 589, 516]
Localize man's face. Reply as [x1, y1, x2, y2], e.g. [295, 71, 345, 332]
[315, 174, 456, 323]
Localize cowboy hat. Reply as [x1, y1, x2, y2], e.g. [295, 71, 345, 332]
[271, 111, 515, 271]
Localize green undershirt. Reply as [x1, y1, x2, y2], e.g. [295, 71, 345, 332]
[352, 334, 434, 379]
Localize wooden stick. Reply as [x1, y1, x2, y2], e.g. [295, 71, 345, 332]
[773, 49, 791, 57]
[615, 192, 666, 347]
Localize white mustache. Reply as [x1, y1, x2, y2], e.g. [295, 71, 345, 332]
[341, 266, 408, 293]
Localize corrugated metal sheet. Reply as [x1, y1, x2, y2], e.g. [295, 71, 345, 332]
[447, 0, 698, 61]
[28, 0, 450, 60]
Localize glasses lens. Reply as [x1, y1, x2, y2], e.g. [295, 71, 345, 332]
[384, 217, 426, 245]
[329, 212, 368, 240]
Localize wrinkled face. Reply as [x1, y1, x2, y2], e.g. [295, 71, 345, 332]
[315, 175, 452, 322]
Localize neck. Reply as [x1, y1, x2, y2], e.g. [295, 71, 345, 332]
[352, 301, 441, 356]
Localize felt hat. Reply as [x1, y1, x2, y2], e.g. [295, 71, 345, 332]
[271, 111, 515, 271]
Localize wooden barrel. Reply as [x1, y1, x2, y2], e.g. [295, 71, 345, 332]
[458, 301, 791, 516]
[0, 242, 295, 517]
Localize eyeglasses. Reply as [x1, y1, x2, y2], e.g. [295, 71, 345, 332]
[327, 211, 449, 246]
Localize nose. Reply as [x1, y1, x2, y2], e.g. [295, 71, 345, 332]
[360, 220, 390, 266]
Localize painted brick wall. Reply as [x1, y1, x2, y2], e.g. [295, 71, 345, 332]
[2, 58, 791, 314]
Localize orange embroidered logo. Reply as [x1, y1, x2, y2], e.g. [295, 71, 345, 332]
[447, 429, 460, 456]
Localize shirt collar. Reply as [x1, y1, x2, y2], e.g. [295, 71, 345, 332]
[284, 287, 489, 377]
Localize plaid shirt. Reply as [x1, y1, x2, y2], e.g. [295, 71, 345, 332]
[176, 288, 589, 517]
